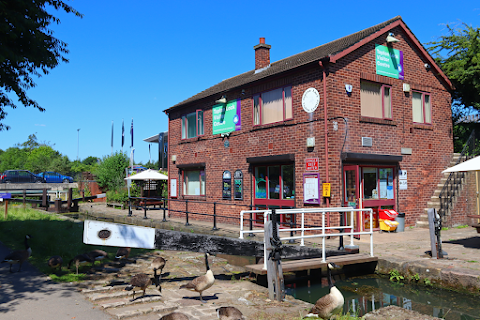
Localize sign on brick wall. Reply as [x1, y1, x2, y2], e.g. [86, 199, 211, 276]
[376, 44, 404, 80]
[305, 158, 319, 171]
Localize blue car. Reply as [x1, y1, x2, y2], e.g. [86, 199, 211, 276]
[37, 171, 74, 183]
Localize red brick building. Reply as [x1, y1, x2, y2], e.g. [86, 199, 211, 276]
[164, 16, 454, 230]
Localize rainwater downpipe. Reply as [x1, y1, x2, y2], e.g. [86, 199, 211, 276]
[319, 59, 330, 227]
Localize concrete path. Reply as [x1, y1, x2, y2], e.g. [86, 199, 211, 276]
[0, 242, 113, 320]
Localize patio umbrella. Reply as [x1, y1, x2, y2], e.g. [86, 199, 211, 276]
[124, 169, 168, 181]
[442, 155, 480, 173]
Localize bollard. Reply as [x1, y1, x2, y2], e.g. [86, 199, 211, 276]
[185, 200, 190, 226]
[162, 200, 167, 222]
[212, 202, 218, 231]
[143, 204, 148, 219]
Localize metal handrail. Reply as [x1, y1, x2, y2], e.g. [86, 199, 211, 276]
[439, 129, 478, 218]
[240, 207, 374, 269]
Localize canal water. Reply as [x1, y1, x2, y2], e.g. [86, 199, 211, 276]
[218, 254, 480, 319]
[285, 274, 480, 319]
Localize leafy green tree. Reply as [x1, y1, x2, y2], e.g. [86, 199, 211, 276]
[95, 152, 129, 191]
[428, 23, 480, 110]
[0, 1, 82, 131]
[82, 156, 99, 166]
[0, 147, 29, 172]
[24, 145, 60, 173]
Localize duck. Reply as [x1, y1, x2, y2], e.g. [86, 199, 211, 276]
[1, 234, 32, 272]
[124, 273, 161, 301]
[216, 306, 245, 320]
[180, 252, 215, 303]
[151, 256, 167, 276]
[115, 247, 131, 261]
[68, 253, 94, 274]
[304, 262, 344, 319]
[159, 312, 189, 320]
[87, 249, 108, 266]
[47, 255, 63, 273]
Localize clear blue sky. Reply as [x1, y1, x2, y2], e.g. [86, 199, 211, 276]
[0, 0, 479, 165]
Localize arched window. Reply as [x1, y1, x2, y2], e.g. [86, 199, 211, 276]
[234, 169, 243, 200]
[222, 170, 231, 200]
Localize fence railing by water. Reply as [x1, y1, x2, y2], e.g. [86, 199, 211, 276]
[239, 207, 374, 269]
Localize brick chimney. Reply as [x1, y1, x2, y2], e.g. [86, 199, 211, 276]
[254, 37, 271, 70]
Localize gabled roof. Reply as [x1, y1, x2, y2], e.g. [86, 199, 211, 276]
[164, 16, 452, 113]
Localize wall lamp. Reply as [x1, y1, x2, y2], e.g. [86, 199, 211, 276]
[386, 32, 400, 43]
[216, 95, 227, 104]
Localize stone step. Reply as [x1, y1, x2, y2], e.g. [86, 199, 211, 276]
[105, 300, 179, 319]
[416, 220, 430, 228]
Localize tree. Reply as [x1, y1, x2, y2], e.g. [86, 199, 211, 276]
[95, 152, 129, 191]
[0, 1, 82, 131]
[428, 23, 480, 110]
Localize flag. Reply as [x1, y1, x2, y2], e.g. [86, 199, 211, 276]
[130, 118, 134, 148]
[121, 119, 125, 148]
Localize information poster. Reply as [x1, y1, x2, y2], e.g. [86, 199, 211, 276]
[222, 171, 231, 199]
[303, 173, 320, 204]
[234, 170, 243, 200]
[170, 178, 177, 198]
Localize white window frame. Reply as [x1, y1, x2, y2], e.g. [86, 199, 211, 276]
[412, 91, 431, 124]
[182, 109, 204, 139]
[360, 80, 392, 120]
[253, 86, 293, 126]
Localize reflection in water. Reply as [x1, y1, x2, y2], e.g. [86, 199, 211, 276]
[285, 275, 480, 320]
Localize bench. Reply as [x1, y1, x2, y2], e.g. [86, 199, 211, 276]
[136, 199, 163, 210]
[106, 202, 125, 210]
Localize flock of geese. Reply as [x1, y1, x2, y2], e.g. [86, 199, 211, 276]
[1, 235, 345, 319]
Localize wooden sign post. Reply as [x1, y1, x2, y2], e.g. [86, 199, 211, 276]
[265, 218, 285, 301]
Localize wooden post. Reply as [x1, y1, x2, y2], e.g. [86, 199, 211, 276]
[4, 200, 8, 219]
[265, 220, 285, 301]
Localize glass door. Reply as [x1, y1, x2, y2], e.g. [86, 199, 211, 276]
[343, 165, 361, 234]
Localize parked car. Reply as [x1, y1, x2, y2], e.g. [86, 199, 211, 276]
[37, 171, 74, 183]
[0, 170, 45, 183]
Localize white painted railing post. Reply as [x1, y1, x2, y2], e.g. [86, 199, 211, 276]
[300, 212, 305, 246]
[350, 209, 355, 247]
[239, 211, 244, 239]
[369, 208, 374, 257]
[321, 211, 326, 262]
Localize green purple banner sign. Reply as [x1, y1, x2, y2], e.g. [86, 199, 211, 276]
[212, 99, 241, 135]
[375, 44, 404, 80]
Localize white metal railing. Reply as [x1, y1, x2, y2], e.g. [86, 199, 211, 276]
[239, 207, 374, 269]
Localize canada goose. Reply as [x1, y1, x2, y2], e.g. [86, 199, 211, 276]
[159, 312, 189, 320]
[151, 256, 167, 276]
[1, 234, 32, 272]
[68, 253, 94, 274]
[88, 249, 108, 266]
[304, 262, 344, 319]
[180, 252, 215, 302]
[115, 247, 131, 261]
[124, 273, 161, 300]
[216, 306, 245, 320]
[47, 255, 63, 273]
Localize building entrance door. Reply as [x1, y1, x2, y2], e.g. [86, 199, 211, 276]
[343, 165, 361, 234]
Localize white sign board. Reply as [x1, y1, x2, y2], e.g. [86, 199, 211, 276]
[83, 220, 155, 249]
[399, 179, 408, 190]
[399, 170, 407, 180]
[170, 178, 177, 198]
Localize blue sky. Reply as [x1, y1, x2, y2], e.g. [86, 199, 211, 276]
[0, 0, 479, 165]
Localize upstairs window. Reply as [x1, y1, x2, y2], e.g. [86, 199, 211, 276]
[412, 91, 431, 124]
[360, 80, 392, 119]
[182, 110, 204, 139]
[253, 86, 292, 125]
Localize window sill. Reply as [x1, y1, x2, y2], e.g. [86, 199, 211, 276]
[412, 123, 433, 130]
[179, 136, 205, 144]
[252, 119, 294, 131]
[359, 116, 397, 126]
[181, 195, 207, 201]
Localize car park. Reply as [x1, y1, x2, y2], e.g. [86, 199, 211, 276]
[0, 170, 45, 183]
[37, 171, 74, 183]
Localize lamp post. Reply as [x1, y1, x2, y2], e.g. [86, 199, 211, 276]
[77, 128, 80, 160]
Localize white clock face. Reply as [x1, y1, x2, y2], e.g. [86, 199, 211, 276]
[302, 88, 320, 113]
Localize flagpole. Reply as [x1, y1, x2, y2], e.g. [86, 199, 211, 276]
[111, 120, 114, 156]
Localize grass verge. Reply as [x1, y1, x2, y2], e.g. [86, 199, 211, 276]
[0, 204, 150, 281]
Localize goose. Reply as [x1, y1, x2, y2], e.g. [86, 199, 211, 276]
[151, 256, 167, 276]
[1, 234, 32, 272]
[115, 247, 131, 261]
[180, 252, 215, 303]
[68, 253, 94, 274]
[47, 255, 63, 273]
[216, 306, 245, 320]
[159, 312, 189, 320]
[124, 273, 161, 300]
[87, 249, 108, 266]
[304, 262, 344, 319]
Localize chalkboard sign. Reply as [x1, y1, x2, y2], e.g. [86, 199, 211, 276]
[234, 169, 243, 200]
[222, 170, 231, 199]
